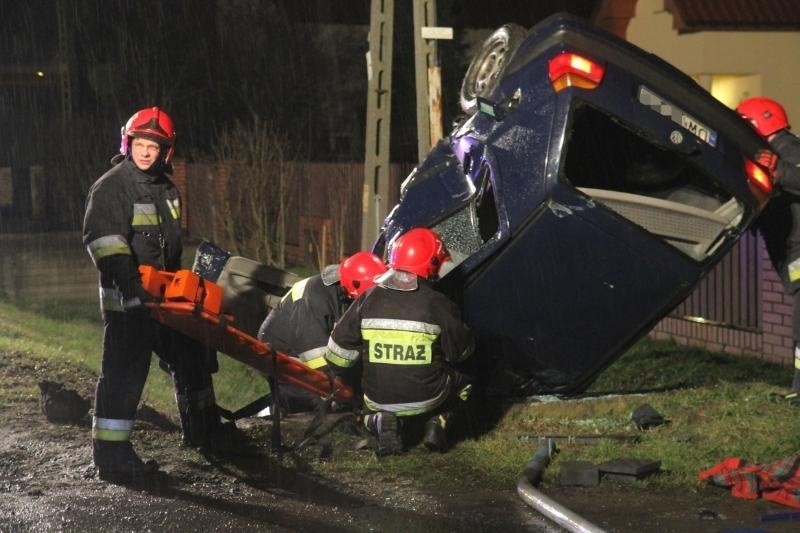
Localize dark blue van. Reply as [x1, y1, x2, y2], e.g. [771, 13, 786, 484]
[373, 13, 773, 396]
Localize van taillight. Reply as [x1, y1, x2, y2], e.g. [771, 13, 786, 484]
[744, 158, 773, 207]
[548, 52, 605, 92]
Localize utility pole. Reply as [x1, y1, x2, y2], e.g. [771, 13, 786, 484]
[363, 0, 452, 248]
[362, 0, 395, 249]
[413, 0, 452, 162]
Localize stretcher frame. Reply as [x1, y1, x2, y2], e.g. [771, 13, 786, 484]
[139, 266, 353, 405]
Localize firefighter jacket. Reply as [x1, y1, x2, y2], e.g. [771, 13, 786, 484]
[758, 130, 800, 292]
[325, 273, 474, 416]
[258, 271, 348, 369]
[83, 159, 182, 312]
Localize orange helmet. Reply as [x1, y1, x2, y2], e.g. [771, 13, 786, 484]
[737, 97, 789, 138]
[119, 107, 177, 163]
[339, 251, 387, 299]
[388, 228, 450, 279]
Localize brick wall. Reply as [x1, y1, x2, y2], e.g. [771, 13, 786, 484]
[171, 158, 188, 231]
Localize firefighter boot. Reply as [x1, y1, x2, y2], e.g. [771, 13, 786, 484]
[364, 412, 403, 457]
[423, 413, 449, 453]
[93, 440, 161, 486]
[176, 389, 223, 449]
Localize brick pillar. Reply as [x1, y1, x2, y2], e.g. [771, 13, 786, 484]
[760, 238, 794, 364]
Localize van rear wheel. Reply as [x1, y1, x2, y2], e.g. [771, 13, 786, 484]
[459, 24, 526, 115]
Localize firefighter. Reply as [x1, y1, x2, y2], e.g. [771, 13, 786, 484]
[738, 97, 800, 399]
[257, 251, 387, 413]
[84, 107, 222, 484]
[325, 228, 474, 456]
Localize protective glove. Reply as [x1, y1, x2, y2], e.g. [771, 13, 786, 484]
[756, 149, 779, 175]
[97, 255, 156, 309]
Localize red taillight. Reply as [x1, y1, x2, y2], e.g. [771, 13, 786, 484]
[548, 52, 605, 92]
[744, 158, 774, 207]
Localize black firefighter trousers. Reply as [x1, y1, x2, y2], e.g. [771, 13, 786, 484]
[94, 307, 216, 459]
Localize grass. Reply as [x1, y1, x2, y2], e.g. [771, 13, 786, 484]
[0, 298, 269, 418]
[313, 338, 800, 492]
[3, 296, 800, 493]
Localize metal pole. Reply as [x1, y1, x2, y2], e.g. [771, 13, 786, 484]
[517, 478, 607, 533]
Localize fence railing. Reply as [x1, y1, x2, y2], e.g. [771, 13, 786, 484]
[669, 230, 761, 331]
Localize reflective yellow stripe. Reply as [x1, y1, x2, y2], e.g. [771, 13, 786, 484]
[298, 346, 326, 363]
[87, 235, 131, 263]
[290, 278, 310, 301]
[92, 427, 131, 441]
[92, 417, 133, 442]
[363, 380, 449, 415]
[131, 213, 161, 226]
[362, 318, 441, 335]
[362, 329, 435, 365]
[167, 198, 181, 219]
[325, 337, 360, 364]
[304, 356, 328, 369]
[458, 384, 472, 401]
[92, 244, 131, 261]
[131, 203, 159, 226]
[325, 349, 354, 368]
[789, 258, 800, 282]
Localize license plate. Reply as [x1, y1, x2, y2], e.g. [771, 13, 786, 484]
[638, 85, 718, 147]
[680, 113, 717, 147]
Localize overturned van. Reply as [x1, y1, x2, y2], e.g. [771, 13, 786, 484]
[373, 13, 773, 396]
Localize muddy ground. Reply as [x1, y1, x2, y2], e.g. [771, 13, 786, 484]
[1, 349, 799, 533]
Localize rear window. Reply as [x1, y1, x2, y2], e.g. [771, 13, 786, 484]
[563, 105, 744, 261]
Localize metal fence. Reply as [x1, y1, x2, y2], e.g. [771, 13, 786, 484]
[669, 230, 761, 331]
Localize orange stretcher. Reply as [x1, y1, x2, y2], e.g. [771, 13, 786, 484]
[138, 265, 353, 404]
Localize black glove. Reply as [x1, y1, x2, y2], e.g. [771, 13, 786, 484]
[97, 255, 152, 308]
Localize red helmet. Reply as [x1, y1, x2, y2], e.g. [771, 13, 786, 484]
[119, 107, 177, 163]
[736, 97, 789, 138]
[389, 228, 450, 279]
[339, 251, 387, 299]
